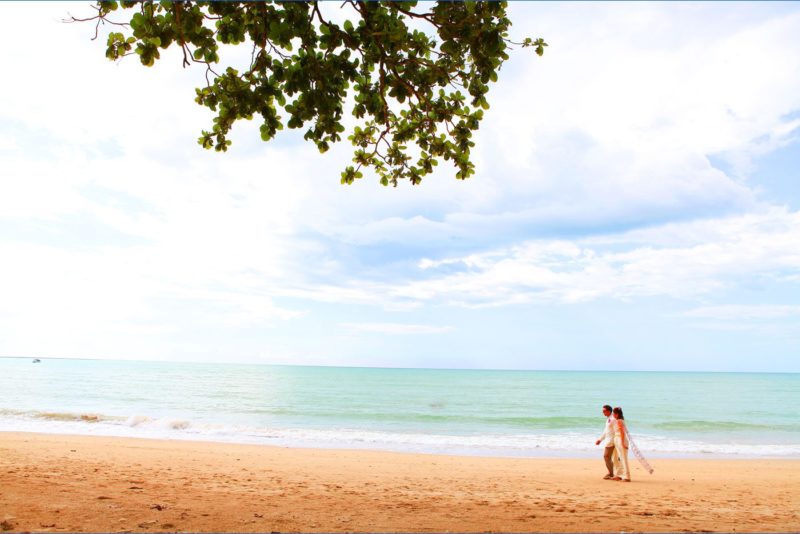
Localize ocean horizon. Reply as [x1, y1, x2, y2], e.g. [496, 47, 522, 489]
[1, 357, 798, 459]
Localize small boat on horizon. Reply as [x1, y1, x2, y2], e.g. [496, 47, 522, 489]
[32, 358, 41, 363]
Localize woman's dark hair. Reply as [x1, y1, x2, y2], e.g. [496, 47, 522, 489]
[613, 407, 624, 420]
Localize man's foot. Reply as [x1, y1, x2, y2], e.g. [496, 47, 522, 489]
[603, 474, 614, 479]
[622, 478, 631, 482]
[612, 476, 622, 481]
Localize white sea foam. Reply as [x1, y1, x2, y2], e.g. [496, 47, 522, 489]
[126, 415, 151, 427]
[1, 410, 798, 458]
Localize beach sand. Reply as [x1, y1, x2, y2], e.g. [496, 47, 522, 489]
[1, 432, 798, 532]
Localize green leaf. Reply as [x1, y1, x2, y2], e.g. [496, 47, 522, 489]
[83, 1, 532, 187]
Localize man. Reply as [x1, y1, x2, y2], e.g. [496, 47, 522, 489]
[595, 404, 619, 480]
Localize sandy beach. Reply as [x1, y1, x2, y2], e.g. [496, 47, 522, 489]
[1, 432, 798, 532]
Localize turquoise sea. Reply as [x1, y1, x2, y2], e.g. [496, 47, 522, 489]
[1, 358, 798, 458]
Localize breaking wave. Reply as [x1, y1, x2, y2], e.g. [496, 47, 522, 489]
[1, 407, 798, 458]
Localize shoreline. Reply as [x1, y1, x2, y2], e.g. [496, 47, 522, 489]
[2, 431, 799, 532]
[3, 425, 799, 461]
[4, 419, 797, 461]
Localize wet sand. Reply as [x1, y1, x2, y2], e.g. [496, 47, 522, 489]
[1, 431, 798, 532]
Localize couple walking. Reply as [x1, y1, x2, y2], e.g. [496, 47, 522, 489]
[595, 404, 634, 482]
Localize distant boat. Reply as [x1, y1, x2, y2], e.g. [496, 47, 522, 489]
[32, 358, 41, 363]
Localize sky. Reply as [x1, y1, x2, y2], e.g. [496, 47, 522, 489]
[1, 2, 799, 372]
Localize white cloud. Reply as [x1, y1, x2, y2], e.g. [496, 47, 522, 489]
[340, 323, 454, 335]
[680, 305, 800, 320]
[0, 133, 17, 151]
[677, 304, 800, 338]
[497, 4, 800, 162]
[336, 207, 800, 308]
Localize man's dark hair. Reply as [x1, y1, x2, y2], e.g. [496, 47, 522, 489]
[603, 405, 612, 412]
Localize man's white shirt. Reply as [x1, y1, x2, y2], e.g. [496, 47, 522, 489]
[599, 415, 617, 446]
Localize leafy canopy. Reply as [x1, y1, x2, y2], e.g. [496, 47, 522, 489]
[74, 1, 546, 186]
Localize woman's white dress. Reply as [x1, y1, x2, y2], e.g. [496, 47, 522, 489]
[614, 419, 631, 480]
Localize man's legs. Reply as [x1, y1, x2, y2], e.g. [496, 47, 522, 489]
[603, 445, 616, 477]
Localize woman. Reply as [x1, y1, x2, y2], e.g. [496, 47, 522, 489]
[612, 407, 631, 482]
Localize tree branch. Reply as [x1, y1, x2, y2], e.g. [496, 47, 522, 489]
[390, 3, 437, 26]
